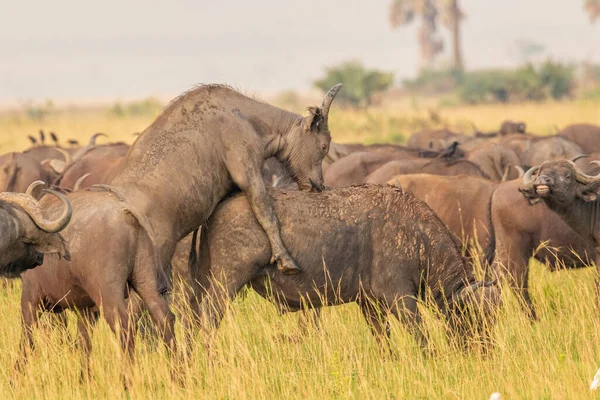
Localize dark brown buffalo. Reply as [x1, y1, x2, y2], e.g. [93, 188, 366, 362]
[491, 178, 595, 319]
[558, 123, 600, 153]
[0, 152, 50, 195]
[520, 158, 600, 313]
[190, 185, 500, 349]
[0, 181, 71, 278]
[365, 158, 487, 184]
[18, 84, 342, 375]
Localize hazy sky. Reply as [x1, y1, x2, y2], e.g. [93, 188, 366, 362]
[1, 0, 598, 102]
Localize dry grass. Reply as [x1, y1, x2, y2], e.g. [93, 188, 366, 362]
[0, 100, 599, 398]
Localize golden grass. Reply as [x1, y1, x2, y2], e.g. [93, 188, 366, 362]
[0, 263, 599, 399]
[0, 100, 599, 398]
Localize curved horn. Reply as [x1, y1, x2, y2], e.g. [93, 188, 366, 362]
[501, 165, 511, 182]
[515, 165, 525, 178]
[25, 180, 46, 196]
[88, 132, 107, 146]
[522, 165, 540, 187]
[0, 189, 72, 233]
[567, 160, 600, 184]
[456, 280, 486, 303]
[73, 173, 91, 191]
[51, 147, 72, 164]
[571, 154, 590, 163]
[321, 84, 342, 120]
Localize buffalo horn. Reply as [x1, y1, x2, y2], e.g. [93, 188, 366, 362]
[321, 84, 343, 121]
[522, 165, 540, 187]
[0, 187, 72, 233]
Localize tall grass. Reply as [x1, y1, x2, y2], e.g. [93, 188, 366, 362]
[0, 100, 599, 398]
[0, 263, 599, 398]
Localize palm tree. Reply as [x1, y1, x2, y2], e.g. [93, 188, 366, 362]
[442, 0, 464, 70]
[389, 0, 443, 69]
[585, 0, 600, 22]
[389, 0, 464, 70]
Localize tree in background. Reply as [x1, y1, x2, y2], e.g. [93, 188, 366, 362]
[585, 0, 600, 22]
[314, 61, 394, 108]
[389, 0, 464, 71]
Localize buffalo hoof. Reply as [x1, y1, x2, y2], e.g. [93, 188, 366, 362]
[276, 257, 300, 275]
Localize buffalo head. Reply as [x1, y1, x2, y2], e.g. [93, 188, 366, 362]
[0, 181, 72, 278]
[278, 84, 342, 192]
[449, 280, 502, 347]
[520, 156, 600, 207]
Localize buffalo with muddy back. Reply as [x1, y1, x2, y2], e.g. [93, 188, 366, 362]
[17, 83, 343, 380]
[189, 185, 500, 352]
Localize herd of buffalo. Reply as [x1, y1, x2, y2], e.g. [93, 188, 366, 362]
[2, 83, 600, 380]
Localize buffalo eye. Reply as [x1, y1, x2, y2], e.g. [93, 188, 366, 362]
[321, 144, 327, 152]
[564, 173, 571, 179]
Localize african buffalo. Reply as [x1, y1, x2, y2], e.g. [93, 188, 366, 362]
[190, 185, 500, 350]
[18, 83, 343, 375]
[466, 143, 522, 181]
[365, 158, 487, 184]
[490, 178, 595, 319]
[55, 146, 127, 190]
[0, 152, 50, 195]
[390, 174, 594, 321]
[324, 143, 463, 187]
[391, 174, 496, 258]
[520, 158, 600, 312]
[558, 123, 600, 153]
[407, 128, 474, 151]
[0, 181, 71, 278]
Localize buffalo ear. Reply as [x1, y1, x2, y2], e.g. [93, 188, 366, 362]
[301, 106, 324, 134]
[28, 233, 70, 261]
[518, 187, 544, 205]
[582, 193, 598, 202]
[577, 181, 600, 202]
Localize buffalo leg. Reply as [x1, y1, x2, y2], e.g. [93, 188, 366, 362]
[14, 297, 41, 373]
[494, 239, 537, 320]
[359, 299, 391, 354]
[76, 308, 99, 382]
[96, 288, 136, 373]
[225, 151, 299, 274]
[195, 275, 247, 352]
[506, 265, 537, 321]
[390, 296, 427, 350]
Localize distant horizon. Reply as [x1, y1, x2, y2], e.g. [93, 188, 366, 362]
[1, 0, 598, 104]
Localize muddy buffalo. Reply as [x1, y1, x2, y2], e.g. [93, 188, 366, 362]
[18, 83, 343, 375]
[190, 185, 500, 350]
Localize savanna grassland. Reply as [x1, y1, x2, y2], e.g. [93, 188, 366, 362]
[1, 99, 600, 399]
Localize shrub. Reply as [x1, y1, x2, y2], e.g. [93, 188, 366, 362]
[457, 60, 574, 104]
[314, 61, 394, 107]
